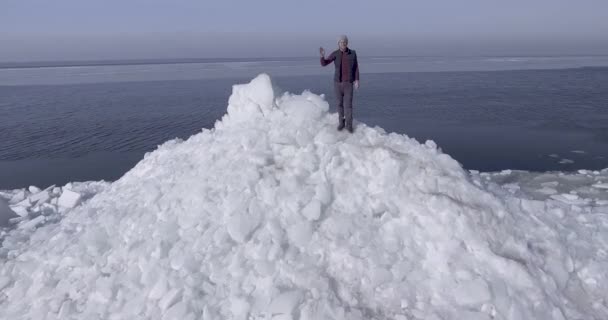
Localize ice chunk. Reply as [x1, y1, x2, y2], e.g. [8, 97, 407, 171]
[370, 267, 393, 286]
[314, 183, 331, 205]
[503, 183, 520, 191]
[538, 187, 557, 195]
[520, 199, 545, 213]
[552, 308, 566, 320]
[452, 278, 491, 306]
[226, 73, 275, 123]
[0, 276, 11, 290]
[540, 181, 559, 187]
[28, 186, 41, 193]
[550, 194, 590, 205]
[1, 197, 19, 227]
[227, 214, 260, 243]
[230, 297, 250, 320]
[57, 301, 74, 319]
[18, 215, 45, 230]
[15, 197, 32, 208]
[9, 205, 28, 217]
[163, 301, 188, 320]
[592, 183, 608, 189]
[269, 290, 303, 315]
[29, 190, 51, 205]
[301, 199, 322, 221]
[40, 203, 57, 215]
[9, 190, 26, 204]
[159, 288, 182, 311]
[57, 189, 82, 208]
[149, 276, 168, 300]
[287, 221, 312, 247]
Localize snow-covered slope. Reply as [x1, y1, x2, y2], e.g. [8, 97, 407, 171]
[1, 74, 607, 320]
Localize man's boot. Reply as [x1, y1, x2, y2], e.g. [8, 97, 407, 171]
[337, 119, 345, 131]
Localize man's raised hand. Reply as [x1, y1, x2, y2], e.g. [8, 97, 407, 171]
[319, 47, 325, 57]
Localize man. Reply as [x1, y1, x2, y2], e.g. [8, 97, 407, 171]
[320, 35, 360, 133]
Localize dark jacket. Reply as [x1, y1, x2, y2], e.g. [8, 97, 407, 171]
[320, 48, 360, 83]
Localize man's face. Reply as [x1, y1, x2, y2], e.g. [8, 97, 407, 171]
[339, 40, 348, 51]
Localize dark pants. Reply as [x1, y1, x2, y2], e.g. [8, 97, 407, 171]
[334, 81, 354, 128]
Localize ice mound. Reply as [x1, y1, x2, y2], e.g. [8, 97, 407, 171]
[0, 74, 606, 320]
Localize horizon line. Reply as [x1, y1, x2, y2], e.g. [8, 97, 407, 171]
[3, 53, 608, 69]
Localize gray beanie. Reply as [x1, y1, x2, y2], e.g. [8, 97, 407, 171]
[337, 35, 348, 44]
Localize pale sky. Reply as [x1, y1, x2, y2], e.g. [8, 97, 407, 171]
[2, 0, 608, 61]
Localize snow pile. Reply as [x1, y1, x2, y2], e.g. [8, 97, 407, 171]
[1, 74, 607, 320]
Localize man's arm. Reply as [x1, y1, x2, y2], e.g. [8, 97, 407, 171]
[354, 52, 360, 89]
[320, 49, 335, 66]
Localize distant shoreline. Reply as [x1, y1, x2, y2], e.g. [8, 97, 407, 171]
[3, 54, 608, 70]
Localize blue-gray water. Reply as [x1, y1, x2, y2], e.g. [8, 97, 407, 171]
[1, 56, 608, 189]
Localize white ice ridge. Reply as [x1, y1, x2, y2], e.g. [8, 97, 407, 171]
[1, 74, 607, 319]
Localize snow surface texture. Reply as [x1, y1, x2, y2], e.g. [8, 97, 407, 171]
[1, 74, 607, 320]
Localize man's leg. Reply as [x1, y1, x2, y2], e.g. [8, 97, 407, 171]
[343, 82, 354, 132]
[334, 82, 345, 130]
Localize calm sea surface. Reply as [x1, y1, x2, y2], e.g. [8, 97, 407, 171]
[1, 56, 608, 189]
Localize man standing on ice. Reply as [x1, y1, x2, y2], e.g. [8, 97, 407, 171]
[320, 35, 360, 133]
